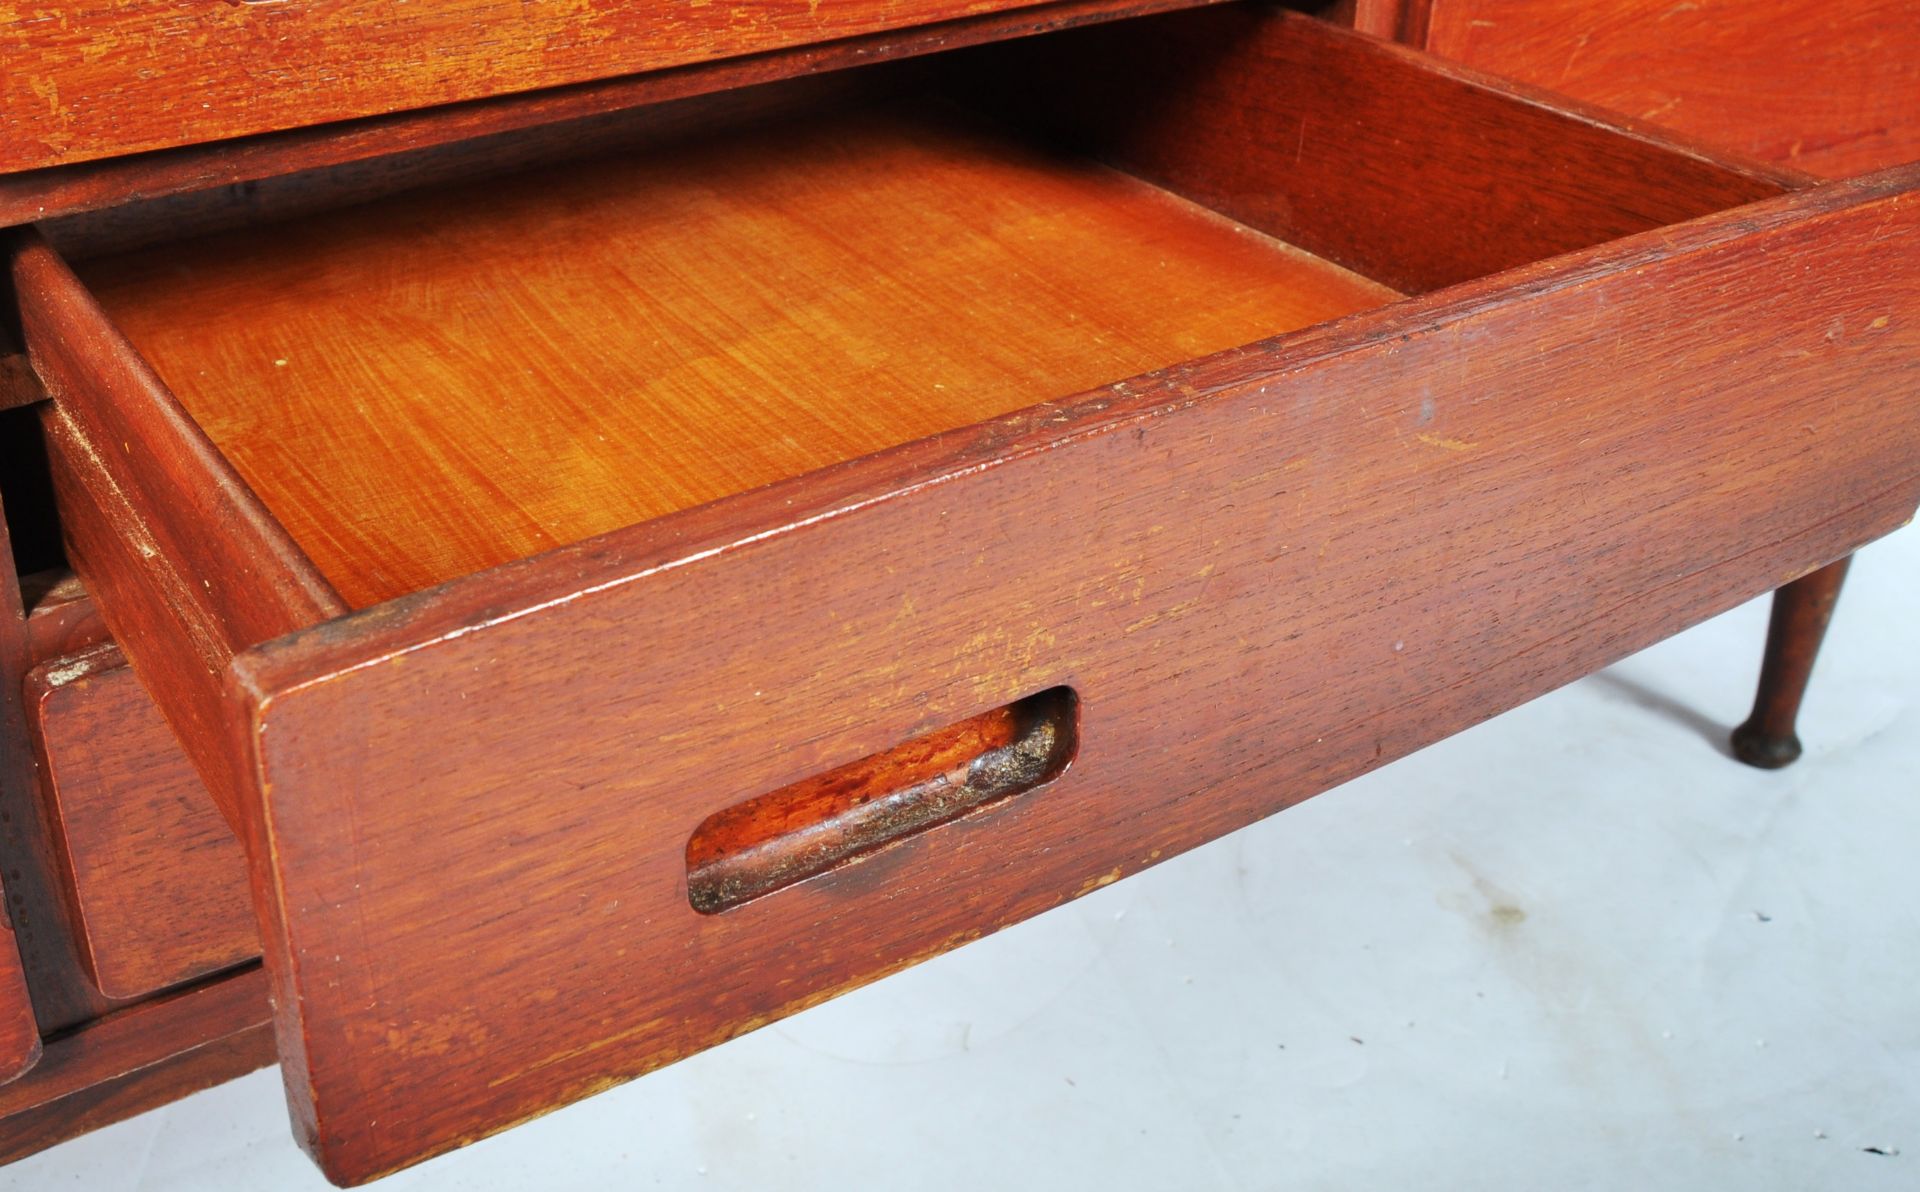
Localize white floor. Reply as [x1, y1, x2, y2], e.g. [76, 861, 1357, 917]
[9, 523, 1917, 1192]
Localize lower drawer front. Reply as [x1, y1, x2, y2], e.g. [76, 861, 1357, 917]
[23, 648, 257, 1001]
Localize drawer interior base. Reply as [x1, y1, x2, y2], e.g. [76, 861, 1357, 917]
[77, 101, 1397, 609]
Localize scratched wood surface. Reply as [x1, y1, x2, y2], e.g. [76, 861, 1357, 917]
[0, 555, 266, 1144]
[1421, 0, 1920, 179]
[226, 165, 1920, 1182]
[76, 102, 1396, 609]
[0, 0, 1107, 174]
[18, 574, 108, 663]
[0, 0, 1217, 227]
[0, 966, 273, 1165]
[15, 7, 1919, 1181]
[1, 495, 121, 1055]
[24, 646, 257, 1001]
[0, 560, 128, 1041]
[0, 882, 38, 1085]
[13, 228, 350, 837]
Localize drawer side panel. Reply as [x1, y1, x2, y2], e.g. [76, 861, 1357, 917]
[9, 230, 348, 834]
[955, 6, 1800, 294]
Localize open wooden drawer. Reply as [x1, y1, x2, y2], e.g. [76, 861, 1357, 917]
[7, 4, 1919, 1183]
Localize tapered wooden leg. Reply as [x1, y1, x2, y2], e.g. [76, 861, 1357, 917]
[1731, 556, 1853, 769]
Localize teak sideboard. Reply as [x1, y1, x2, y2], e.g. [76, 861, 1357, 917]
[0, 0, 1915, 1183]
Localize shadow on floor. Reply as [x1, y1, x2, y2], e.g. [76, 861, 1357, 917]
[1589, 670, 1736, 761]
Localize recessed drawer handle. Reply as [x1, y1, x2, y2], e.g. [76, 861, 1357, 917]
[686, 687, 1078, 914]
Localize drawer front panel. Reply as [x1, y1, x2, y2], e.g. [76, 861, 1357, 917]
[24, 648, 258, 1001]
[1, 0, 1076, 173]
[232, 171, 1920, 1182]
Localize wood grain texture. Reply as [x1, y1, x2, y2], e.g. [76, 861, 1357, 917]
[222, 166, 1920, 1182]
[24, 645, 257, 1001]
[38, 75, 871, 263]
[9, 229, 349, 834]
[0, 447, 49, 1082]
[0, 966, 273, 1166]
[77, 102, 1397, 609]
[0, 880, 39, 1085]
[0, 0, 1090, 173]
[0, 495, 124, 1043]
[0, 0, 1219, 227]
[1423, 0, 1920, 179]
[14, 7, 1916, 1175]
[18, 574, 108, 664]
[1324, 0, 1425, 41]
[957, 6, 1797, 294]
